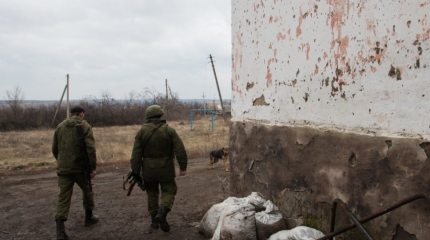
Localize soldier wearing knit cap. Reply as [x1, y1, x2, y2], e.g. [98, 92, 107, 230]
[52, 106, 99, 239]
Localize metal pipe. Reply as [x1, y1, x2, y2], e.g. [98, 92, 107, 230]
[318, 194, 429, 240]
[331, 199, 374, 240]
[190, 109, 215, 132]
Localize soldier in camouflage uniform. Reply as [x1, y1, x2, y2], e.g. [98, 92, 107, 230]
[130, 105, 188, 232]
[52, 106, 99, 240]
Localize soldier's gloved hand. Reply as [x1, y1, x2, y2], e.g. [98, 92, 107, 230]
[135, 175, 143, 184]
[130, 171, 143, 184]
[138, 181, 146, 191]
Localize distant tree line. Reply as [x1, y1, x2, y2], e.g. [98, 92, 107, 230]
[0, 86, 210, 131]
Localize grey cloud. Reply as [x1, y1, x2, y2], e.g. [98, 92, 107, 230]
[0, 0, 231, 100]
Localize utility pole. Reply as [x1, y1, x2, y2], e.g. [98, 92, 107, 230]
[202, 92, 206, 116]
[164, 79, 168, 118]
[66, 74, 69, 118]
[209, 54, 225, 118]
[52, 85, 68, 126]
[165, 79, 168, 102]
[168, 86, 174, 100]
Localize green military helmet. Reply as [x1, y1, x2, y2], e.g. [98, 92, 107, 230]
[145, 105, 164, 119]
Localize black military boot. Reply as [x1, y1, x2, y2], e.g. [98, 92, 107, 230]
[155, 206, 171, 232]
[150, 214, 159, 229]
[55, 219, 68, 240]
[84, 210, 99, 227]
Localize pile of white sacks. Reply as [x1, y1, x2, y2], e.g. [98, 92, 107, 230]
[199, 192, 325, 240]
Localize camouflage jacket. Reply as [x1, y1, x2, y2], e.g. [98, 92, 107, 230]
[52, 116, 97, 175]
[130, 118, 187, 182]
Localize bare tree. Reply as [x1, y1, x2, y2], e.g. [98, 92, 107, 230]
[124, 90, 139, 106]
[3, 85, 25, 129]
[100, 90, 115, 106]
[0, 86, 206, 131]
[140, 87, 161, 104]
[5, 85, 25, 111]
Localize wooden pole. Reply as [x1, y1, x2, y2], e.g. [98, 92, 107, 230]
[165, 79, 168, 101]
[164, 79, 168, 118]
[163, 79, 169, 119]
[202, 92, 206, 116]
[168, 86, 174, 100]
[51, 85, 68, 126]
[66, 74, 69, 118]
[209, 54, 225, 118]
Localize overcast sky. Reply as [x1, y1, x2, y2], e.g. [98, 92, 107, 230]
[0, 0, 231, 100]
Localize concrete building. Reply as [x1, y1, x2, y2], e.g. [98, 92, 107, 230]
[230, 0, 430, 239]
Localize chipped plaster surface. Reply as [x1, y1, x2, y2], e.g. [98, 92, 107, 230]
[232, 0, 430, 139]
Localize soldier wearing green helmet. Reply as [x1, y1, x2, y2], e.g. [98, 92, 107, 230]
[129, 104, 188, 232]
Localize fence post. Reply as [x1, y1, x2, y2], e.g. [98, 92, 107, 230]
[190, 110, 193, 131]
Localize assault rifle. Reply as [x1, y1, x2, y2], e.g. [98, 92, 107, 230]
[123, 171, 145, 196]
[74, 123, 92, 192]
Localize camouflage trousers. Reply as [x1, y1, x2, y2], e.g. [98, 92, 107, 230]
[145, 181, 177, 215]
[55, 173, 94, 220]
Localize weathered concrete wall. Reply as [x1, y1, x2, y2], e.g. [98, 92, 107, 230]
[230, 122, 430, 239]
[231, 0, 430, 138]
[231, 0, 430, 239]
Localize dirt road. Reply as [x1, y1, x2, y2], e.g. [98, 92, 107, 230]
[0, 158, 231, 240]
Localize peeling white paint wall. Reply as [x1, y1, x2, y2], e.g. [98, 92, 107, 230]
[232, 0, 430, 139]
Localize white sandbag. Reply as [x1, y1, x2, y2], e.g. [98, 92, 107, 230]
[244, 192, 267, 212]
[213, 202, 257, 240]
[200, 197, 255, 238]
[199, 202, 229, 237]
[200, 194, 266, 240]
[255, 200, 287, 240]
[268, 226, 325, 240]
[224, 196, 249, 205]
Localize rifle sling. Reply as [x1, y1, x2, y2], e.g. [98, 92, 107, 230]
[81, 120, 86, 133]
[141, 122, 164, 156]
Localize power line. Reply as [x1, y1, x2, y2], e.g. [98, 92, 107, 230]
[181, 61, 210, 81]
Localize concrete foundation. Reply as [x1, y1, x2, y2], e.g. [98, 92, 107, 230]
[229, 121, 430, 239]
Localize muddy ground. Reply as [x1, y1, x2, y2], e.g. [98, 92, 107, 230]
[0, 158, 231, 240]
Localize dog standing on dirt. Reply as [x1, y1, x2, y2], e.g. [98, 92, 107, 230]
[209, 147, 229, 172]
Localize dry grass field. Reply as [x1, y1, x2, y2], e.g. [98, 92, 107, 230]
[0, 117, 229, 173]
[0, 117, 232, 239]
